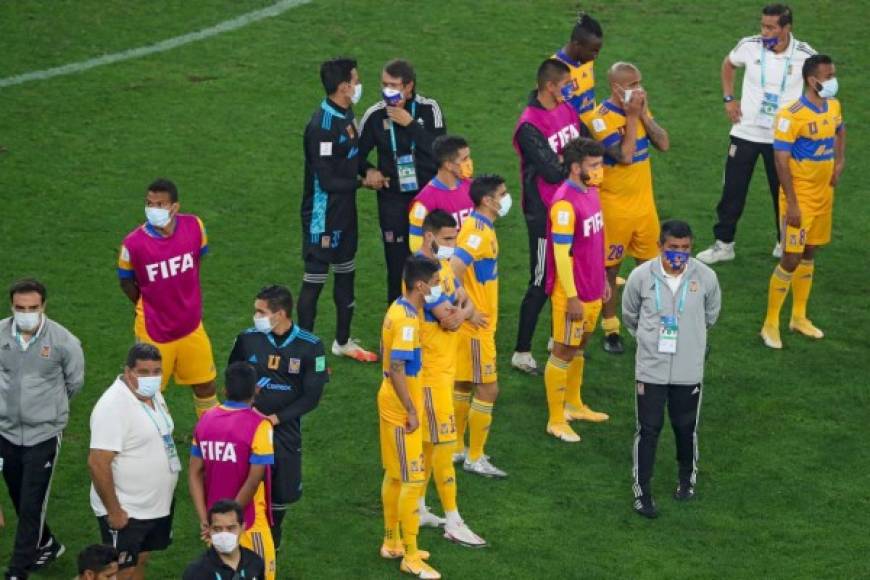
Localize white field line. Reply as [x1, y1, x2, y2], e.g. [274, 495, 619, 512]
[0, 0, 311, 89]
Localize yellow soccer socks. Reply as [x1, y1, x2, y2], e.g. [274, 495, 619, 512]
[194, 393, 219, 418]
[431, 443, 457, 513]
[544, 355, 569, 425]
[765, 264, 793, 328]
[453, 391, 471, 455]
[790, 260, 814, 321]
[381, 474, 402, 552]
[565, 354, 585, 410]
[399, 482, 424, 557]
[467, 398, 493, 461]
[602, 316, 620, 336]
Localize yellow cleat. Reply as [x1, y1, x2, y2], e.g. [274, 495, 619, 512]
[546, 422, 581, 443]
[565, 404, 610, 423]
[789, 318, 824, 339]
[380, 543, 429, 560]
[760, 324, 783, 349]
[400, 555, 441, 579]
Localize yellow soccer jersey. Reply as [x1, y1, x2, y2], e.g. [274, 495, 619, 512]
[454, 211, 498, 335]
[589, 100, 655, 218]
[377, 298, 423, 426]
[421, 258, 460, 381]
[554, 50, 596, 127]
[774, 96, 843, 216]
[549, 199, 577, 302]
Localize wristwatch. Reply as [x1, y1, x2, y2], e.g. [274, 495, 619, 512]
[723, 95, 735, 103]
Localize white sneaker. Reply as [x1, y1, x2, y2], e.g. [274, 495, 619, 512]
[452, 448, 467, 464]
[463, 455, 507, 479]
[418, 504, 446, 528]
[696, 240, 735, 264]
[511, 351, 538, 375]
[331, 338, 378, 362]
[772, 241, 783, 258]
[444, 516, 487, 547]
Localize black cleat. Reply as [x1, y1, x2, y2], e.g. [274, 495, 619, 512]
[603, 333, 625, 354]
[633, 495, 658, 519]
[673, 482, 695, 501]
[27, 537, 65, 572]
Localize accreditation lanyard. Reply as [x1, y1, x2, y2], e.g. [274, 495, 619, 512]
[140, 399, 181, 473]
[654, 277, 689, 316]
[388, 101, 417, 158]
[760, 40, 796, 98]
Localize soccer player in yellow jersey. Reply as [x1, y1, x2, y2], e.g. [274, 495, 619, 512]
[413, 210, 488, 546]
[450, 175, 511, 479]
[761, 54, 845, 349]
[590, 62, 670, 355]
[378, 255, 443, 579]
[554, 12, 604, 129]
[544, 138, 610, 442]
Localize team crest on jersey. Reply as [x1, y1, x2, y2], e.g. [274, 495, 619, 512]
[40, 345, 51, 358]
[808, 121, 818, 135]
[288, 358, 301, 374]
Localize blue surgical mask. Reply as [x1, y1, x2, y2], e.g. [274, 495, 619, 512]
[817, 77, 838, 99]
[663, 250, 690, 271]
[383, 87, 402, 106]
[135, 375, 162, 399]
[761, 36, 778, 50]
[145, 207, 171, 228]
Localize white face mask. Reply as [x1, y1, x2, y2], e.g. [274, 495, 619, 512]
[436, 245, 455, 260]
[423, 283, 443, 304]
[351, 82, 363, 104]
[145, 207, 171, 228]
[817, 77, 838, 99]
[623, 87, 642, 105]
[13, 310, 41, 332]
[135, 375, 162, 399]
[253, 314, 275, 333]
[211, 531, 239, 554]
[496, 193, 513, 218]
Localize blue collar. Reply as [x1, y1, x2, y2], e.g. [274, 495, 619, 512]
[222, 400, 250, 410]
[800, 94, 828, 114]
[431, 177, 459, 191]
[321, 98, 348, 119]
[143, 222, 169, 238]
[602, 99, 625, 116]
[565, 179, 587, 193]
[397, 297, 416, 311]
[266, 324, 299, 349]
[471, 211, 493, 229]
[555, 49, 579, 68]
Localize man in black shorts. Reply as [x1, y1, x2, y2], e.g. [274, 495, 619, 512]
[229, 285, 329, 549]
[298, 56, 382, 362]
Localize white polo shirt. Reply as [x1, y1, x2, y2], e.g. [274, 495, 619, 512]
[89, 377, 179, 520]
[728, 33, 815, 144]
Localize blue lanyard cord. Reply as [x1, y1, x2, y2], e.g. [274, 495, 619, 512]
[388, 101, 417, 157]
[760, 40, 796, 96]
[140, 400, 172, 436]
[654, 277, 690, 315]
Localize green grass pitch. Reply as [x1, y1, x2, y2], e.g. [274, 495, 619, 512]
[1, 1, 868, 577]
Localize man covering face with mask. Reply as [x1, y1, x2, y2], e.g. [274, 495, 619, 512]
[0, 278, 84, 579]
[511, 58, 583, 376]
[589, 61, 670, 357]
[621, 220, 721, 519]
[183, 500, 266, 580]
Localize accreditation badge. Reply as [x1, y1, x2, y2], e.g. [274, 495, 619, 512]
[396, 153, 419, 192]
[756, 91, 780, 129]
[658, 315, 678, 354]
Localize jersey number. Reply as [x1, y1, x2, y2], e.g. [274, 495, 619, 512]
[267, 355, 281, 370]
[607, 244, 624, 261]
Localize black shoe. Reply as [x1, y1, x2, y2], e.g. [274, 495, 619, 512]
[633, 495, 658, 519]
[27, 537, 65, 572]
[603, 333, 625, 354]
[673, 482, 695, 501]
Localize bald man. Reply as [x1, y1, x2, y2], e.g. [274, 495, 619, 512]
[588, 62, 670, 356]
